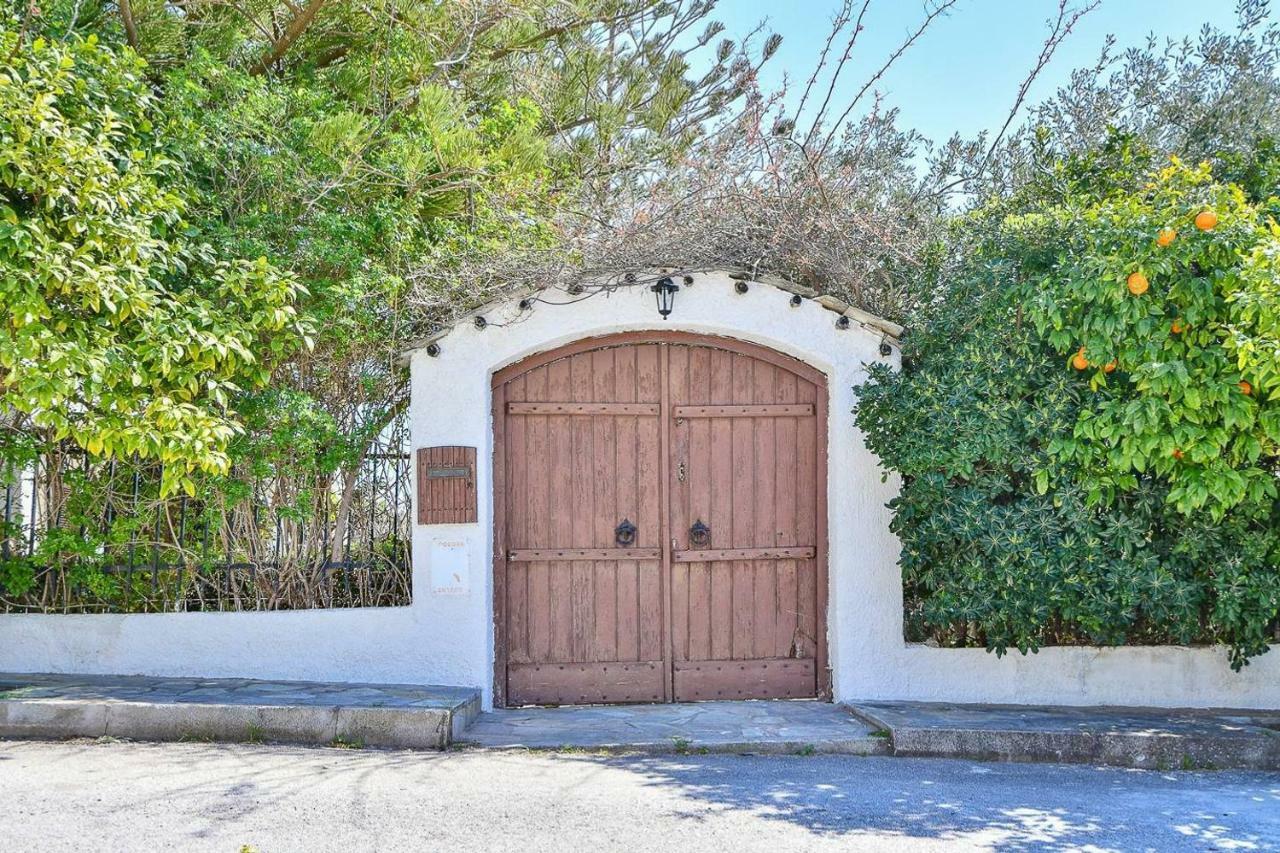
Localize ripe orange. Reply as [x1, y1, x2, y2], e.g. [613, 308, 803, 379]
[1240, 380, 1253, 396]
[1171, 319, 1187, 334]
[1156, 228, 1177, 247]
[1103, 360, 1118, 373]
[1072, 348, 1089, 371]
[1195, 210, 1218, 231]
[1127, 271, 1149, 295]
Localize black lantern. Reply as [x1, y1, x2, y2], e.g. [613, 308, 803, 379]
[651, 276, 679, 319]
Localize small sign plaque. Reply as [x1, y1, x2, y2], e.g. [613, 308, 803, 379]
[427, 466, 470, 479]
[430, 537, 469, 595]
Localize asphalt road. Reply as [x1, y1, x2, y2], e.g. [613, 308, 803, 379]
[1, 739, 1277, 852]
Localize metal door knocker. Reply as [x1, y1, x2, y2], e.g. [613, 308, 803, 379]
[615, 519, 638, 547]
[689, 519, 710, 547]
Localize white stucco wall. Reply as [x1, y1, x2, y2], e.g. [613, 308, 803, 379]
[1, 273, 1277, 711]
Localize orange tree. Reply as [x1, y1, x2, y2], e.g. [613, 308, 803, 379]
[856, 138, 1280, 668]
[1022, 159, 1279, 519]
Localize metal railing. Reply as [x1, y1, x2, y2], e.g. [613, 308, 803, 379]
[0, 435, 412, 613]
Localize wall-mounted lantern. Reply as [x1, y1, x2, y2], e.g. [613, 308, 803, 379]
[651, 276, 679, 319]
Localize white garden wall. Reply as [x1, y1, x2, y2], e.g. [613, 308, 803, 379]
[1, 273, 1276, 711]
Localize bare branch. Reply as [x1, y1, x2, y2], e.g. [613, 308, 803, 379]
[249, 0, 328, 75]
[117, 0, 140, 48]
[819, 0, 959, 157]
[794, 0, 854, 125]
[803, 0, 871, 147]
[979, 0, 1100, 173]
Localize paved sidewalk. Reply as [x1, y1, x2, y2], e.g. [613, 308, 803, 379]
[5, 672, 1276, 768]
[0, 672, 479, 748]
[853, 701, 1280, 771]
[464, 699, 889, 754]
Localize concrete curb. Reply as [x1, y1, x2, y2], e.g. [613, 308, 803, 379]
[851, 702, 1280, 771]
[0, 697, 478, 749]
[0, 675, 481, 750]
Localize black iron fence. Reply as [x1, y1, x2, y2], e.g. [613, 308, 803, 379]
[0, 433, 413, 613]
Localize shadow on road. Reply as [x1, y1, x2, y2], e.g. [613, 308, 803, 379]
[594, 752, 1280, 851]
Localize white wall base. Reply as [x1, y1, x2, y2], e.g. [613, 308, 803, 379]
[3, 610, 1276, 709]
[1, 274, 1276, 711]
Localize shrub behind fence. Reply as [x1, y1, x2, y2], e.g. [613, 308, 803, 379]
[0, 432, 412, 613]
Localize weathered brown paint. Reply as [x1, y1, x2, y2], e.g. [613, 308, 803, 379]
[508, 401, 661, 416]
[417, 446, 477, 524]
[671, 547, 816, 562]
[508, 548, 663, 562]
[672, 658, 816, 701]
[492, 332, 828, 706]
[671, 404, 814, 418]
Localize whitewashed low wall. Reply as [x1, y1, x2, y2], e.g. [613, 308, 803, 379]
[0, 591, 472, 690]
[3, 601, 1276, 709]
[1, 273, 1276, 711]
[835, 526, 1280, 708]
[869, 644, 1280, 709]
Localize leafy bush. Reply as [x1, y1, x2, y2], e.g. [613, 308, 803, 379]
[1024, 159, 1280, 517]
[856, 140, 1280, 669]
[0, 24, 310, 494]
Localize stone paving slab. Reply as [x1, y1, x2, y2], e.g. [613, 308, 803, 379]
[0, 673, 480, 749]
[462, 699, 891, 754]
[850, 701, 1280, 771]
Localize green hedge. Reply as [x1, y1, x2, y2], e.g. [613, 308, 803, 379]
[856, 137, 1280, 669]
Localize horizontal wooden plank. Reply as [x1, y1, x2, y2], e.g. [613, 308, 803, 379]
[508, 661, 665, 705]
[672, 547, 816, 563]
[672, 658, 816, 701]
[672, 404, 814, 419]
[507, 402, 660, 416]
[508, 548, 661, 562]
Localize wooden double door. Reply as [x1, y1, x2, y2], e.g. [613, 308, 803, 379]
[492, 332, 828, 706]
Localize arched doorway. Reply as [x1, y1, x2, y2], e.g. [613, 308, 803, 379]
[491, 332, 829, 706]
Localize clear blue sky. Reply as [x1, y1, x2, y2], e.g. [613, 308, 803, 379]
[711, 0, 1257, 145]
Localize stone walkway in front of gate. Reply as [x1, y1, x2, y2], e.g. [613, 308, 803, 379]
[461, 699, 891, 754]
[6, 673, 1277, 769]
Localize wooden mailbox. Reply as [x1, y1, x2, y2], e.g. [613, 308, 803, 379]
[416, 446, 477, 524]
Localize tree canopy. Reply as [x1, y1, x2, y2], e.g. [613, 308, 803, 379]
[2, 0, 1277, 661]
[851, 7, 1280, 667]
[0, 22, 309, 495]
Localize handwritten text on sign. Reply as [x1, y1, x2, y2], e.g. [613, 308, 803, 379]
[430, 538, 469, 595]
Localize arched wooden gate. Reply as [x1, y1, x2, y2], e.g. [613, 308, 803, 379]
[491, 332, 829, 706]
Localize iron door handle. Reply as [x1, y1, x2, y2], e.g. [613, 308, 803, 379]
[615, 519, 638, 547]
[689, 519, 710, 547]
